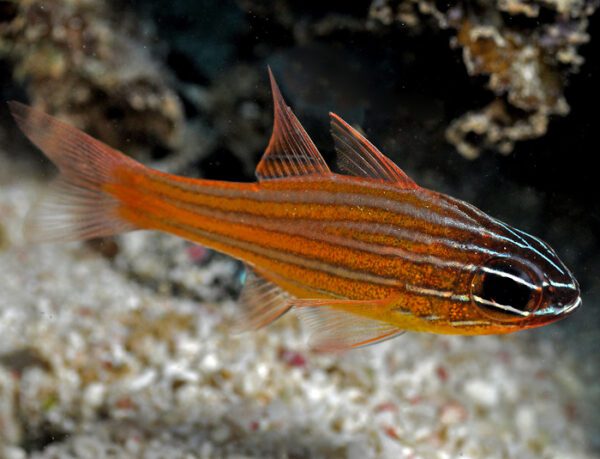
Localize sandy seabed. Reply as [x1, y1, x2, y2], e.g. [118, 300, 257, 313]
[0, 148, 594, 459]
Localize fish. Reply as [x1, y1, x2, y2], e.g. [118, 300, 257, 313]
[8, 70, 581, 352]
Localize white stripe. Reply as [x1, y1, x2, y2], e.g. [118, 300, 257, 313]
[449, 320, 490, 327]
[405, 284, 470, 302]
[479, 266, 540, 291]
[471, 295, 530, 317]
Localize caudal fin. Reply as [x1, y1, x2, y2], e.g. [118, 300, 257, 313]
[9, 101, 141, 243]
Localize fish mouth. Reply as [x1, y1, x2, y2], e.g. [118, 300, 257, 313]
[534, 280, 581, 320]
[530, 295, 581, 328]
[557, 277, 582, 316]
[543, 273, 581, 317]
[560, 295, 582, 315]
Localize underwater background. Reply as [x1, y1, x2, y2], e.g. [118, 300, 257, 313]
[0, 1, 599, 457]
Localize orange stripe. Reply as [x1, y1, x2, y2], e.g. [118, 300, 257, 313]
[111, 167, 506, 308]
[113, 183, 469, 296]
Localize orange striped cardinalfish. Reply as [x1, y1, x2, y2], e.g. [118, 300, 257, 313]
[9, 70, 581, 352]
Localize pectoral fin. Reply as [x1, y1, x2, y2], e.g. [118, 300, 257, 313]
[292, 299, 404, 352]
[232, 266, 292, 332]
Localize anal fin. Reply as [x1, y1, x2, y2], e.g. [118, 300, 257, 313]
[232, 265, 292, 332]
[292, 299, 404, 353]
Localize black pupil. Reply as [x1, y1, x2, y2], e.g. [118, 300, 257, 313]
[480, 267, 532, 312]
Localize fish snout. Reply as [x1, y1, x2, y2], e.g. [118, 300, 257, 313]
[545, 279, 582, 316]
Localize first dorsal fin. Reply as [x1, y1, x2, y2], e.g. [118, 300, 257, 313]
[330, 113, 418, 189]
[255, 69, 331, 181]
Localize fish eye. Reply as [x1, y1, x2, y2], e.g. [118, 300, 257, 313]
[469, 258, 543, 321]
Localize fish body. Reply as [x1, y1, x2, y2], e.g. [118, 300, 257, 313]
[9, 70, 581, 351]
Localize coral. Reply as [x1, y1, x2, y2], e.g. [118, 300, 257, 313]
[369, 0, 598, 157]
[0, 0, 184, 155]
[445, 99, 552, 158]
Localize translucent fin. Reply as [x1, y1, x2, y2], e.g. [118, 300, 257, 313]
[255, 69, 331, 181]
[232, 266, 292, 332]
[9, 101, 140, 243]
[330, 113, 418, 189]
[23, 177, 136, 243]
[293, 299, 404, 353]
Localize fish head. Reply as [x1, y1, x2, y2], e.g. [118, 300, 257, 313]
[467, 228, 581, 331]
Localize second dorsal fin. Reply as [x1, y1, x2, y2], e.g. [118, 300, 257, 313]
[330, 113, 418, 189]
[255, 69, 331, 181]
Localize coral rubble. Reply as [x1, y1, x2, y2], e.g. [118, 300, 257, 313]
[369, 0, 598, 157]
[0, 0, 184, 155]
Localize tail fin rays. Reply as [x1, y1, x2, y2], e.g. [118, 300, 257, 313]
[9, 101, 140, 243]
